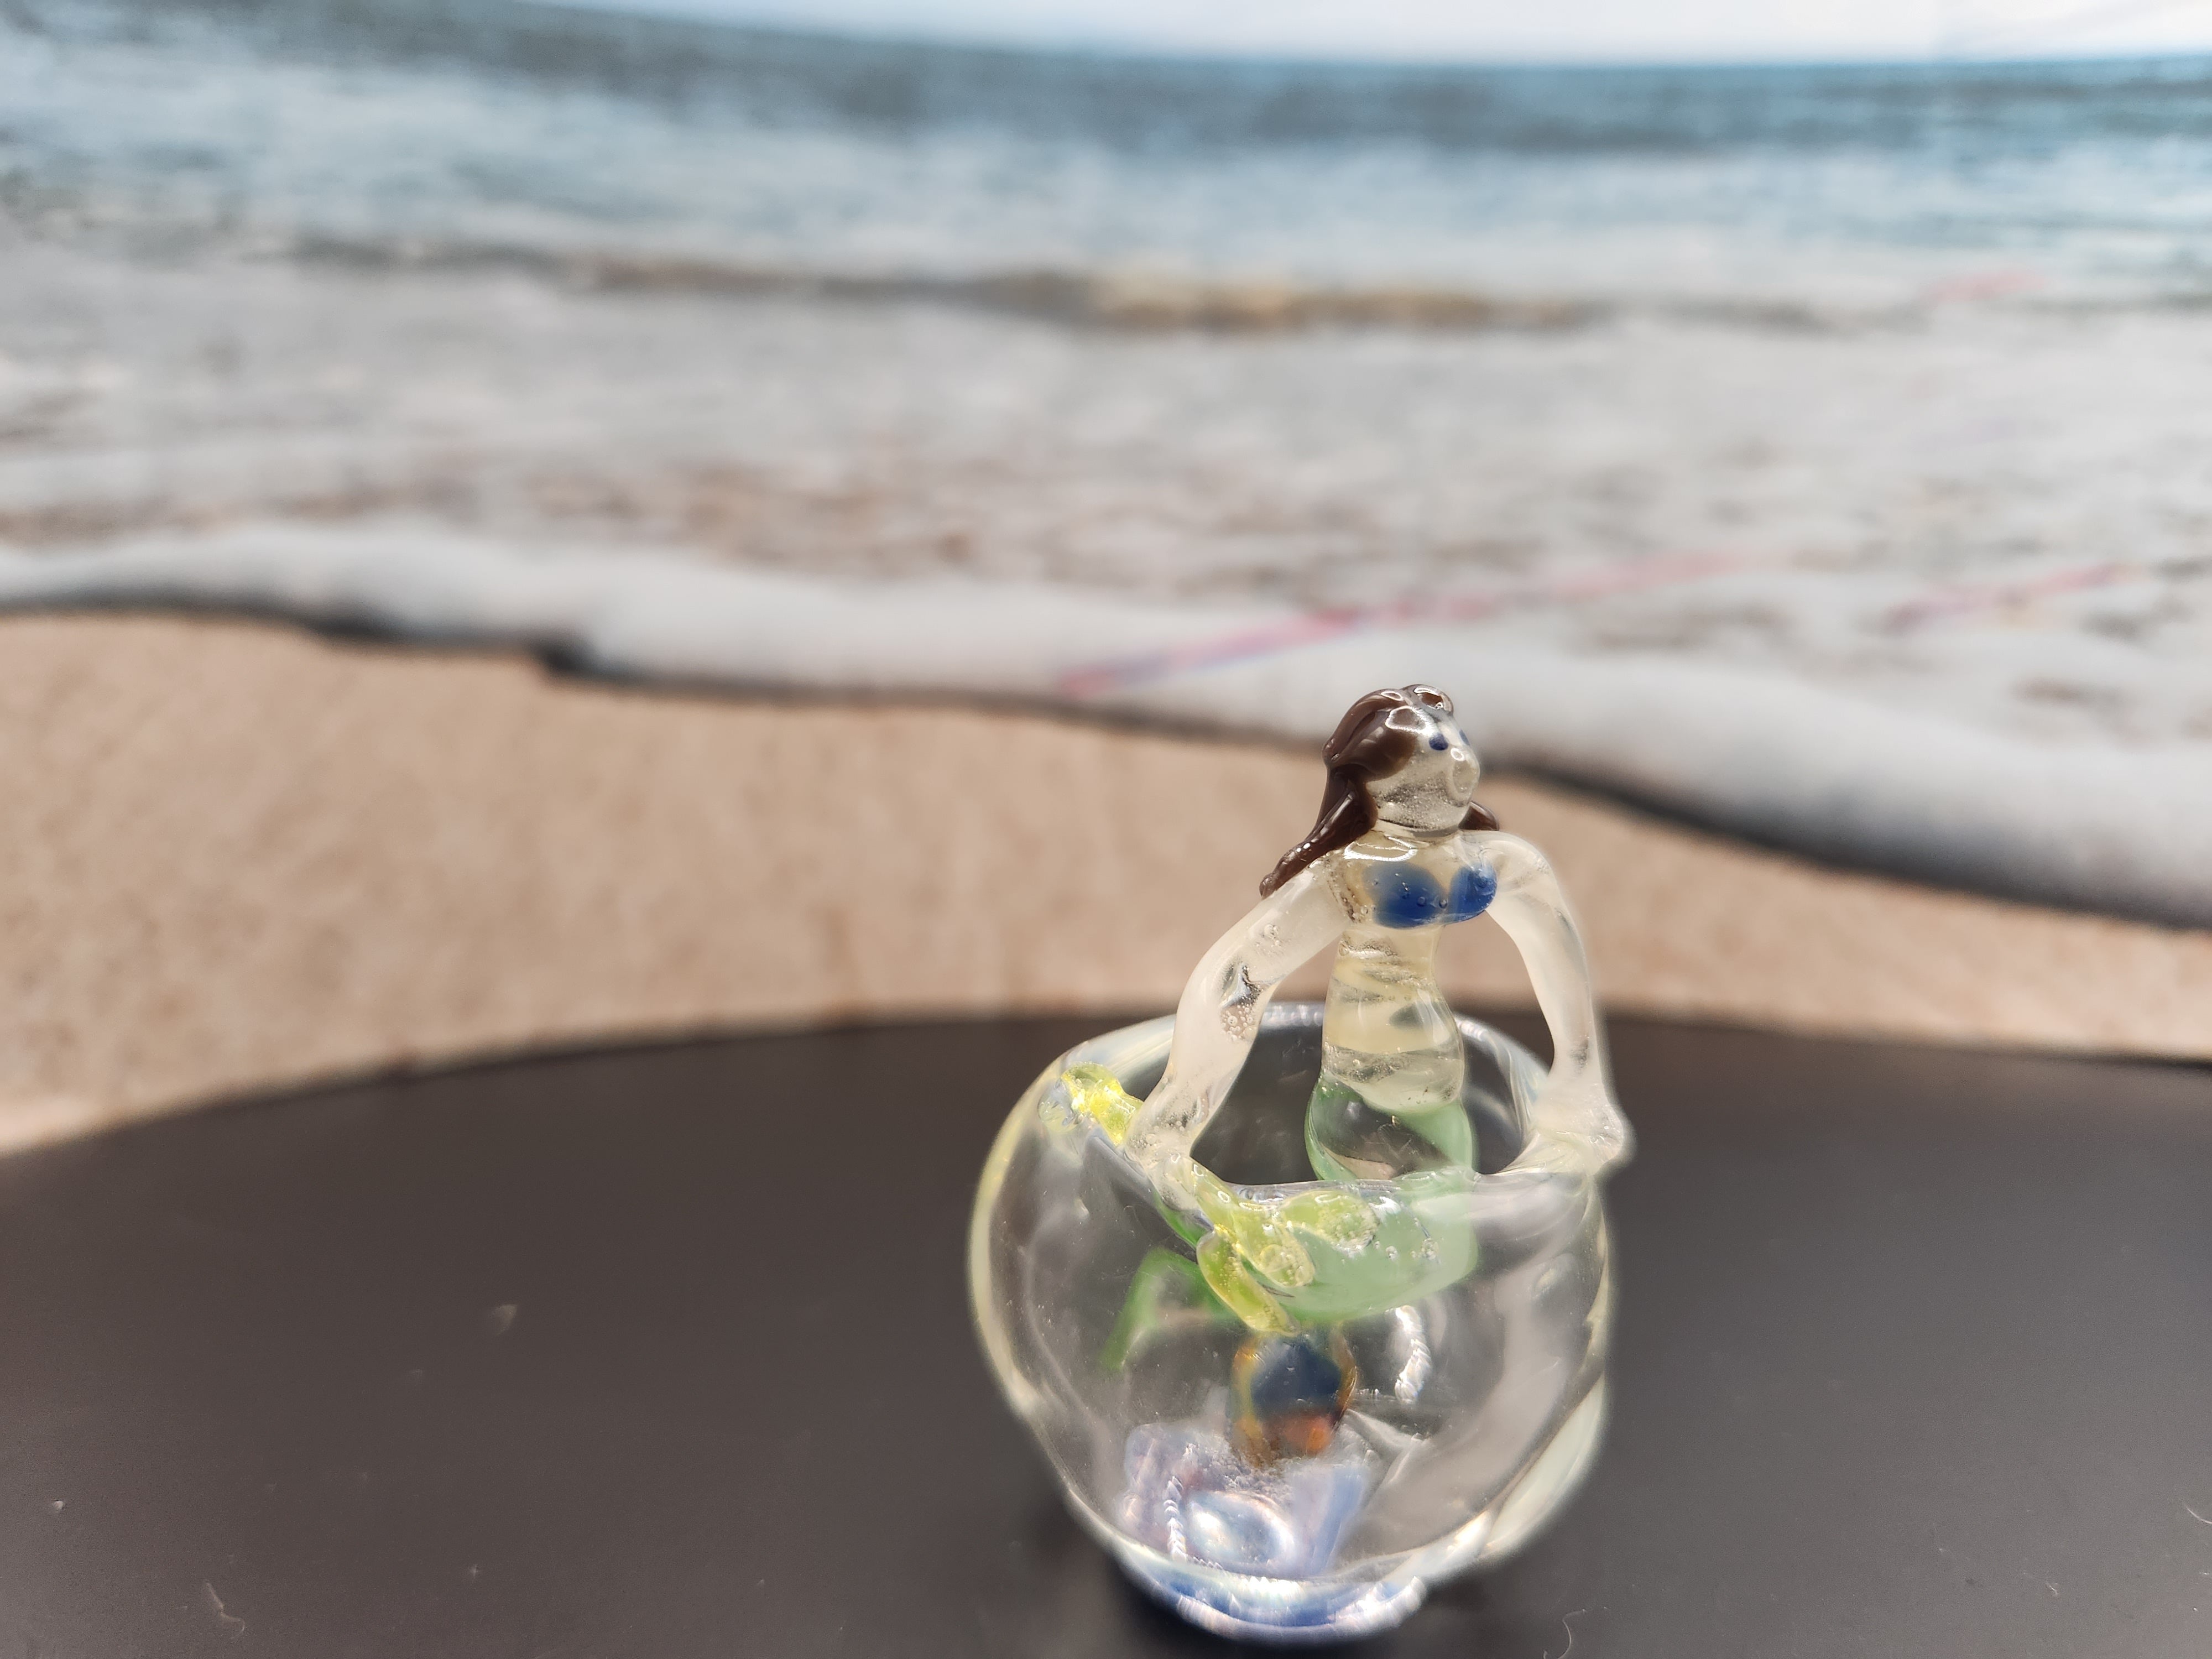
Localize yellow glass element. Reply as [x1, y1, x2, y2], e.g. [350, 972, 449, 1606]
[1060, 1063, 1141, 1145]
[1191, 1167, 1313, 1287]
[1056, 1063, 1380, 1314]
[1188, 1166, 1381, 1291]
[1197, 1232, 1295, 1334]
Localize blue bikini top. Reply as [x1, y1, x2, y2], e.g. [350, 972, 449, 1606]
[1361, 858, 1497, 930]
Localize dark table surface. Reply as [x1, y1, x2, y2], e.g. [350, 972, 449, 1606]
[2, 1015, 2209, 1658]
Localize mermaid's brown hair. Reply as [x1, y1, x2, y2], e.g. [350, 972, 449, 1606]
[1258, 685, 1498, 896]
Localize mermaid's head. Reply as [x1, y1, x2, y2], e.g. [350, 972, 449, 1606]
[1259, 686, 1495, 896]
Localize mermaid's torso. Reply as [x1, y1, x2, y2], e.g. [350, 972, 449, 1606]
[1307, 827, 1496, 1183]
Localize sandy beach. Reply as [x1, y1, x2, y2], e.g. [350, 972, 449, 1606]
[6, 611, 2208, 1154]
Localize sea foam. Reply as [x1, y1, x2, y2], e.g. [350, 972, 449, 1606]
[5, 526, 2205, 927]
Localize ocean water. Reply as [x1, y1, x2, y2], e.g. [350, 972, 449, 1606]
[4, 0, 2210, 918]
[14, 0, 2212, 309]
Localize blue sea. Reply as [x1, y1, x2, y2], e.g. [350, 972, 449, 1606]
[4, 0, 2211, 917]
[11, 0, 2212, 313]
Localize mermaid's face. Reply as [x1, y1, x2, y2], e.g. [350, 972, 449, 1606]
[1369, 700, 1480, 831]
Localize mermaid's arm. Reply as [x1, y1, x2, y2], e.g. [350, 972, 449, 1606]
[1463, 831, 1630, 1170]
[1121, 866, 1348, 1212]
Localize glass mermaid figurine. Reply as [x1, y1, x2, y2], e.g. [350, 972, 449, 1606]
[970, 684, 1632, 1640]
[1104, 683, 1622, 1328]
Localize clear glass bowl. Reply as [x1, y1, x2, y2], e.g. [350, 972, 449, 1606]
[969, 1003, 1620, 1642]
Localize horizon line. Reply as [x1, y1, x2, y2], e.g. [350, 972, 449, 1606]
[530, 0, 2212, 74]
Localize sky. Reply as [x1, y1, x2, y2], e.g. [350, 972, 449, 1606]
[571, 0, 2212, 62]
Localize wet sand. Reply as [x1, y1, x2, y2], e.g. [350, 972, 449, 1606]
[4, 611, 2207, 1152]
